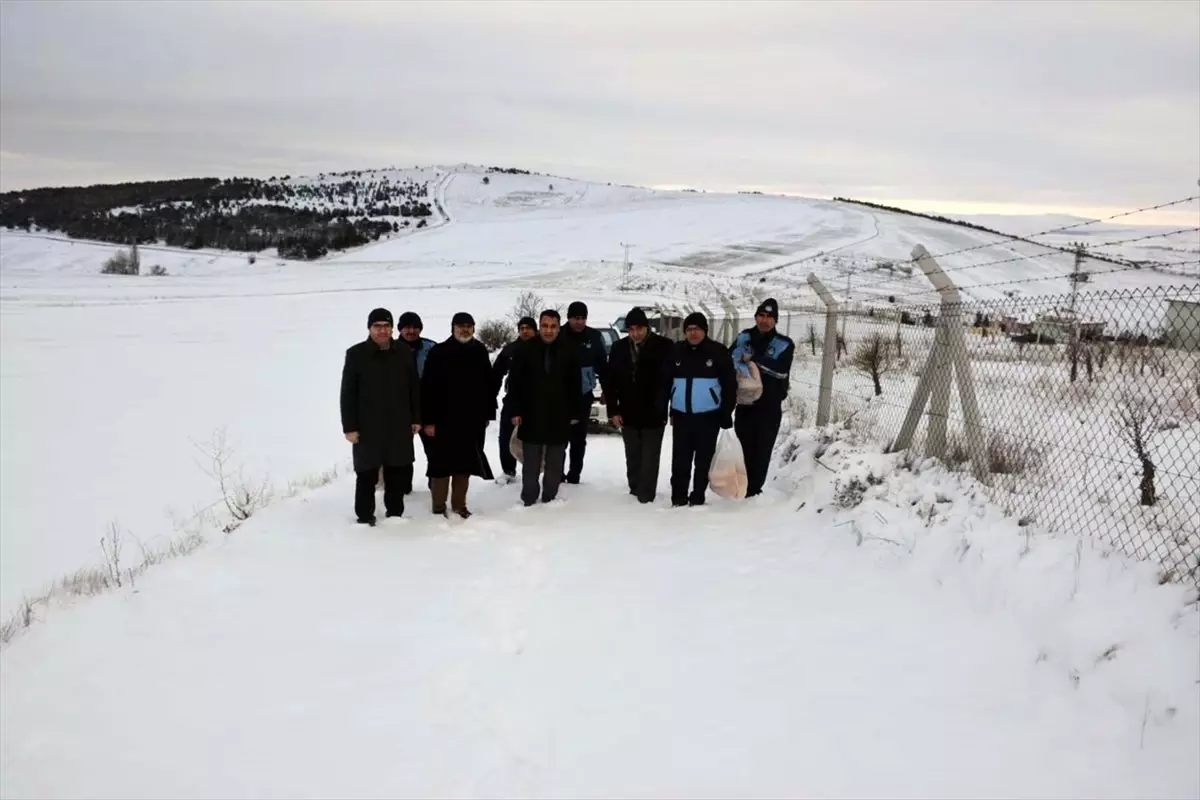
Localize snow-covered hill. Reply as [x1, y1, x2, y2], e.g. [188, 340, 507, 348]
[1, 165, 1198, 797]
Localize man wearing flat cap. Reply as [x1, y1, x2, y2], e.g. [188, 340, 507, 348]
[731, 297, 795, 498]
[421, 311, 496, 518]
[340, 307, 422, 525]
[395, 310, 438, 494]
[605, 306, 671, 503]
[492, 315, 538, 483]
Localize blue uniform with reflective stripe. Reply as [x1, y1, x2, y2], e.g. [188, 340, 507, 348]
[732, 327, 794, 406]
[667, 337, 737, 419]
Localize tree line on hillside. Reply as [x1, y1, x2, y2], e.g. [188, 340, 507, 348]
[833, 196, 1127, 268]
[0, 174, 434, 259]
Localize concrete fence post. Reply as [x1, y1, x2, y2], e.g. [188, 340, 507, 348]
[889, 245, 990, 483]
[807, 272, 839, 426]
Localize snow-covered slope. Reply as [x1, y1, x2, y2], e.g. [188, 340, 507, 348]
[1, 165, 1198, 797]
[1, 432, 1197, 799]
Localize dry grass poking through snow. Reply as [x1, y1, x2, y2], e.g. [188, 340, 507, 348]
[0, 432, 348, 649]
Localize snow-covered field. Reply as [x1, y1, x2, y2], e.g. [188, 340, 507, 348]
[2, 166, 1198, 797]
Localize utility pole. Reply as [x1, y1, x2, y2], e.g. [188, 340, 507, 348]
[620, 242, 634, 288]
[840, 264, 853, 340]
[1068, 242, 1088, 383]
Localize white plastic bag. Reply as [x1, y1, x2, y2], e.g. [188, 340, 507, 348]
[708, 429, 748, 499]
[510, 424, 524, 465]
[737, 361, 763, 405]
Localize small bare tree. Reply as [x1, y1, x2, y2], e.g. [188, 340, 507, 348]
[477, 318, 513, 351]
[807, 323, 818, 356]
[1115, 390, 1162, 506]
[194, 427, 272, 524]
[510, 290, 545, 325]
[852, 332, 895, 396]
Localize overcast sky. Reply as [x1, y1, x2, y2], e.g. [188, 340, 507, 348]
[1, 0, 1197, 222]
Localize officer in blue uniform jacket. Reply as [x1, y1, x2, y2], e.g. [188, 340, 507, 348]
[397, 311, 438, 494]
[665, 312, 736, 507]
[561, 301, 609, 484]
[731, 298, 795, 497]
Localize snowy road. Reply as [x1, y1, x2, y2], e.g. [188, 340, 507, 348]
[2, 436, 1196, 799]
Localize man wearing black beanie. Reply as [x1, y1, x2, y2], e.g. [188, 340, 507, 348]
[665, 311, 736, 507]
[730, 297, 795, 498]
[606, 306, 672, 503]
[560, 300, 609, 484]
[395, 310, 438, 495]
[340, 307, 422, 525]
[492, 315, 538, 482]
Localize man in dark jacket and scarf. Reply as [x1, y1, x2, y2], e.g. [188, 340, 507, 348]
[507, 309, 582, 506]
[421, 312, 496, 518]
[730, 298, 795, 497]
[492, 315, 538, 483]
[665, 311, 737, 507]
[560, 300, 608, 484]
[395, 310, 438, 494]
[340, 307, 422, 525]
[605, 306, 671, 503]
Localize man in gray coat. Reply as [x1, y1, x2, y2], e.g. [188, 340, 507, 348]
[340, 307, 422, 525]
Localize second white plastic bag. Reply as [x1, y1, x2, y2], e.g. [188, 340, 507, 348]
[708, 429, 748, 499]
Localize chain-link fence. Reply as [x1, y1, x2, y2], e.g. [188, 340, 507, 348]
[775, 282, 1200, 583]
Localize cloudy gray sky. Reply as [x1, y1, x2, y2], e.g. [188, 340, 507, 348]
[1, 0, 1197, 222]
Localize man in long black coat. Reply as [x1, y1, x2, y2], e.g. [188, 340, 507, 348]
[507, 310, 582, 507]
[421, 312, 496, 518]
[340, 307, 422, 525]
[605, 306, 672, 503]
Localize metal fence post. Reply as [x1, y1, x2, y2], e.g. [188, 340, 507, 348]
[807, 273, 838, 426]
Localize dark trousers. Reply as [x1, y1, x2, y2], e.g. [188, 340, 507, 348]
[735, 403, 783, 496]
[521, 443, 566, 505]
[398, 432, 433, 494]
[356, 465, 406, 521]
[498, 411, 517, 476]
[670, 414, 720, 505]
[566, 395, 591, 480]
[622, 425, 665, 503]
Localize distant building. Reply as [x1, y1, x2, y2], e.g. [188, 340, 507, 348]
[1165, 299, 1200, 352]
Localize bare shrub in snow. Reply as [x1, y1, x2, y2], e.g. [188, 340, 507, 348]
[852, 332, 896, 396]
[986, 433, 1043, 475]
[100, 522, 124, 588]
[510, 290, 544, 325]
[148, 265, 168, 276]
[477, 318, 513, 352]
[101, 249, 138, 276]
[194, 427, 272, 527]
[1115, 390, 1163, 507]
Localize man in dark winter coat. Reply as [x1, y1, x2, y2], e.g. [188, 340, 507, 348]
[340, 308, 422, 525]
[492, 316, 537, 483]
[731, 297, 795, 498]
[560, 300, 608, 484]
[605, 306, 671, 503]
[395, 310, 438, 494]
[421, 312, 496, 518]
[665, 312, 736, 507]
[507, 310, 582, 506]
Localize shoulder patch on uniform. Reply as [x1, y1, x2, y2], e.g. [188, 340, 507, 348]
[706, 359, 713, 367]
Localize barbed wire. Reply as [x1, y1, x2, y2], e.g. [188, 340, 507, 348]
[844, 228, 1200, 297]
[875, 259, 1200, 301]
[853, 194, 1198, 267]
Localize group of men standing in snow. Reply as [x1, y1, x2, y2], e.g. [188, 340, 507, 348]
[339, 297, 794, 525]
